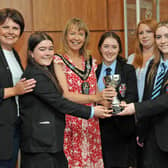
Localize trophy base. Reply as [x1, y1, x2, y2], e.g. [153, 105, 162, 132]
[112, 104, 123, 114]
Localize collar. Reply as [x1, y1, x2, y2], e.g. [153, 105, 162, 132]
[160, 58, 168, 71]
[102, 59, 117, 75]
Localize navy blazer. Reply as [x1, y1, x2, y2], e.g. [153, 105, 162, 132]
[0, 45, 23, 159]
[96, 58, 138, 167]
[96, 59, 138, 136]
[135, 60, 168, 152]
[19, 63, 91, 153]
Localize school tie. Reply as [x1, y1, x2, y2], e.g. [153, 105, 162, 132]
[151, 63, 166, 100]
[105, 67, 112, 76]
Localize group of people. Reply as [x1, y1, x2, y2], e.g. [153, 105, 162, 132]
[0, 7, 168, 168]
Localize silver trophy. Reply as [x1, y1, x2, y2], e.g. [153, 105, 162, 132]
[104, 74, 123, 113]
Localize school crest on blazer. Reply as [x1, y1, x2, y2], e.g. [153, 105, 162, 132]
[119, 83, 126, 98]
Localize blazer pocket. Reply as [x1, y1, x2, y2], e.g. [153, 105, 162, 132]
[32, 120, 56, 146]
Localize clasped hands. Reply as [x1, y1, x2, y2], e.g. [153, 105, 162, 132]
[98, 86, 136, 117]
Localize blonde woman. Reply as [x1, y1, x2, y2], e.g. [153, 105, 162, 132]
[53, 18, 112, 168]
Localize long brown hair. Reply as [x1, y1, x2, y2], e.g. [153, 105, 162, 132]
[147, 20, 168, 84]
[133, 19, 157, 68]
[27, 32, 62, 93]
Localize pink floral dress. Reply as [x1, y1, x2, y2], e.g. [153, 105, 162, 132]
[53, 54, 104, 168]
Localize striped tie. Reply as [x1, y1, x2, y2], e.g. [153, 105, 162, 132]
[151, 63, 166, 100]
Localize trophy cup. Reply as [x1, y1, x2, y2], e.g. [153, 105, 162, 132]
[104, 74, 123, 114]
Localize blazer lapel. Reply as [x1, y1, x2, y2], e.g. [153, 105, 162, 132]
[96, 63, 102, 80]
[162, 71, 168, 93]
[0, 46, 23, 86]
[115, 61, 121, 74]
[0, 46, 14, 85]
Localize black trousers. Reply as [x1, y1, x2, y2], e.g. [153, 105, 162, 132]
[21, 151, 68, 168]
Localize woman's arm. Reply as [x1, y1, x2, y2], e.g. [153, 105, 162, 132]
[117, 94, 168, 120]
[135, 94, 168, 120]
[54, 63, 103, 104]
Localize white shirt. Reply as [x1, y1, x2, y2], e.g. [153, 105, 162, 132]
[3, 49, 23, 116]
[127, 53, 153, 102]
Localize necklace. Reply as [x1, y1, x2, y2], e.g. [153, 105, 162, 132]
[55, 54, 92, 80]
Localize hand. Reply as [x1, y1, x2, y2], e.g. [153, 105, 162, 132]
[94, 105, 112, 118]
[120, 101, 127, 107]
[136, 136, 144, 148]
[116, 103, 135, 116]
[100, 100, 112, 108]
[14, 78, 36, 95]
[102, 87, 117, 101]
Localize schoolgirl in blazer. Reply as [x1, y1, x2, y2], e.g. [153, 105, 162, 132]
[96, 31, 138, 168]
[19, 32, 112, 168]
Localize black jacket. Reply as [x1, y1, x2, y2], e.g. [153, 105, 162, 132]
[19, 63, 91, 153]
[135, 60, 168, 152]
[0, 45, 23, 159]
[96, 59, 138, 167]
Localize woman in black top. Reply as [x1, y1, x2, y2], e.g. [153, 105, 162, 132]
[0, 8, 36, 168]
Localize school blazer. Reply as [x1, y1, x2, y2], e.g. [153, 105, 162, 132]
[19, 63, 91, 153]
[0, 45, 23, 159]
[96, 59, 138, 167]
[96, 59, 138, 136]
[135, 61, 168, 152]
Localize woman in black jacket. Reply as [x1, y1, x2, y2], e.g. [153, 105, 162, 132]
[19, 32, 112, 168]
[0, 8, 36, 168]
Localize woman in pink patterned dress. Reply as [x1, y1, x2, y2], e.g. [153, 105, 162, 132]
[53, 18, 113, 168]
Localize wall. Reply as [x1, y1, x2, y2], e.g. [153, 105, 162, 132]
[1, 1, 168, 68]
[0, 0, 124, 68]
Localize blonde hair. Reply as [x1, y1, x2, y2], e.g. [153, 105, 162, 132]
[61, 17, 90, 59]
[133, 19, 157, 68]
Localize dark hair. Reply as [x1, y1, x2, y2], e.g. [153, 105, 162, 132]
[98, 31, 126, 62]
[28, 32, 62, 93]
[0, 8, 25, 36]
[28, 32, 53, 54]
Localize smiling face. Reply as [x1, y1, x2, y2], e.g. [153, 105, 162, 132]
[30, 40, 54, 66]
[0, 18, 21, 50]
[66, 24, 86, 53]
[100, 37, 119, 66]
[138, 23, 155, 49]
[155, 25, 168, 60]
